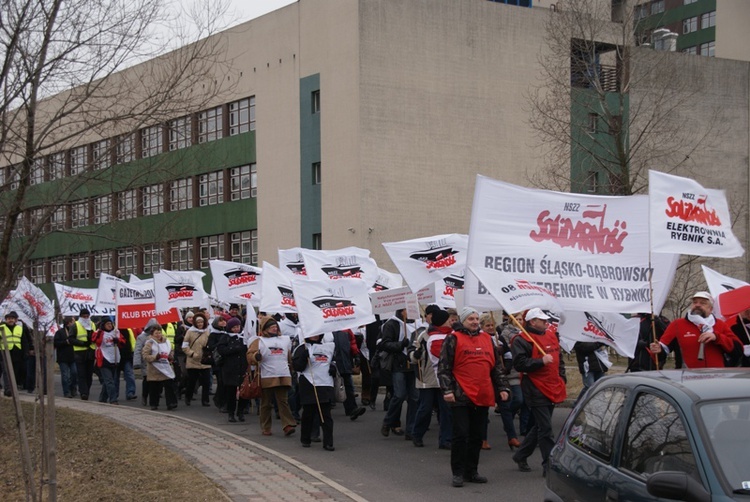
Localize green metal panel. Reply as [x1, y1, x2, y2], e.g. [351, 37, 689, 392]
[299, 74, 322, 248]
[637, 0, 716, 32]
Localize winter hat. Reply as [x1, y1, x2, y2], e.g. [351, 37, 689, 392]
[184, 311, 195, 320]
[692, 291, 714, 305]
[144, 318, 161, 334]
[425, 304, 441, 317]
[459, 307, 479, 324]
[79, 308, 91, 316]
[226, 317, 242, 331]
[431, 309, 450, 327]
[99, 317, 114, 330]
[262, 317, 278, 332]
[5, 311, 18, 319]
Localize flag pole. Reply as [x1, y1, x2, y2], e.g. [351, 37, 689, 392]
[508, 312, 547, 356]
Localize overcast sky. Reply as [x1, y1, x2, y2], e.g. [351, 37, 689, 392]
[224, 0, 296, 28]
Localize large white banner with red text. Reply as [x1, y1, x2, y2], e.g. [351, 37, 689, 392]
[383, 234, 468, 293]
[301, 249, 378, 286]
[54, 284, 116, 316]
[2, 278, 57, 336]
[465, 175, 678, 313]
[292, 278, 375, 336]
[209, 260, 263, 306]
[115, 281, 180, 329]
[649, 170, 744, 258]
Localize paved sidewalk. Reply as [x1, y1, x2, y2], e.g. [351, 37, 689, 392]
[21, 395, 367, 502]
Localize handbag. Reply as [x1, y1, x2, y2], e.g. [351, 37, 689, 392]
[200, 347, 214, 366]
[334, 369, 346, 403]
[239, 369, 261, 400]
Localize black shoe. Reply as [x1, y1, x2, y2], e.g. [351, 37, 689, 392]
[451, 475, 464, 488]
[2, 390, 9, 397]
[412, 438, 424, 447]
[228, 414, 237, 423]
[64, 394, 71, 398]
[202, 402, 210, 407]
[126, 395, 137, 401]
[439, 443, 451, 450]
[301, 442, 311, 448]
[311, 436, 321, 443]
[323, 445, 335, 451]
[185, 399, 191, 406]
[368, 402, 376, 410]
[464, 473, 488, 484]
[151, 406, 158, 410]
[237, 414, 245, 422]
[404, 434, 413, 441]
[167, 405, 177, 411]
[142, 397, 147, 406]
[350, 407, 366, 421]
[81, 394, 88, 401]
[391, 427, 405, 436]
[514, 458, 531, 472]
[361, 398, 370, 406]
[381, 424, 390, 437]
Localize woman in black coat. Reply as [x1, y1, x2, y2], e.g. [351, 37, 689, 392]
[217, 318, 249, 422]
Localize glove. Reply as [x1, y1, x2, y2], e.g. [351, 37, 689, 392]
[401, 338, 410, 348]
[328, 364, 337, 377]
[255, 353, 263, 362]
[413, 347, 424, 360]
[352, 355, 361, 367]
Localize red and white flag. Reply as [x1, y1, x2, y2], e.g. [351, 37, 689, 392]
[370, 268, 403, 293]
[54, 284, 115, 316]
[701, 265, 749, 319]
[468, 266, 564, 318]
[115, 281, 180, 329]
[259, 262, 298, 314]
[649, 170, 744, 258]
[383, 234, 468, 293]
[301, 249, 378, 286]
[209, 259, 262, 306]
[292, 278, 375, 337]
[557, 311, 639, 359]
[2, 277, 57, 335]
[153, 270, 208, 312]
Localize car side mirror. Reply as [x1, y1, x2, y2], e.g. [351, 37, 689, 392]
[646, 472, 711, 502]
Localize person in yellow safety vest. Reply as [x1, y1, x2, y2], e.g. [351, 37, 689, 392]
[163, 322, 176, 348]
[119, 327, 138, 400]
[1, 311, 32, 396]
[70, 308, 96, 400]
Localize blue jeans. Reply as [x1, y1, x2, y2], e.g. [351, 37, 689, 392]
[383, 371, 418, 433]
[499, 384, 523, 440]
[121, 360, 136, 398]
[412, 387, 452, 446]
[98, 363, 120, 403]
[59, 361, 78, 397]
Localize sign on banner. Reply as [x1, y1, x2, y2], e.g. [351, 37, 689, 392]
[292, 278, 375, 336]
[96, 273, 126, 309]
[259, 262, 298, 313]
[701, 265, 749, 319]
[301, 249, 378, 286]
[153, 270, 208, 312]
[649, 170, 744, 258]
[465, 175, 678, 313]
[468, 266, 564, 317]
[278, 248, 309, 277]
[405, 294, 421, 321]
[54, 284, 116, 316]
[116, 282, 180, 329]
[209, 259, 262, 306]
[558, 311, 639, 359]
[382, 234, 468, 293]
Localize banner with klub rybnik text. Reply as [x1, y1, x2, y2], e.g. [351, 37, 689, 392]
[115, 281, 180, 329]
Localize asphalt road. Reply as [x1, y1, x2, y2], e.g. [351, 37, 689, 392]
[61, 377, 571, 502]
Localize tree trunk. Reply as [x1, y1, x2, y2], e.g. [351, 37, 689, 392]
[45, 336, 57, 502]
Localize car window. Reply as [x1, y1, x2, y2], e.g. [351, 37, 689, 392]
[699, 400, 750, 490]
[568, 386, 627, 462]
[621, 392, 700, 481]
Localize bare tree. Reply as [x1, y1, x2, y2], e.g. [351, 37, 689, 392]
[526, 0, 722, 195]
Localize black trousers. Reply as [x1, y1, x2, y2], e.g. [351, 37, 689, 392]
[450, 405, 488, 477]
[148, 379, 178, 408]
[513, 404, 555, 467]
[74, 351, 94, 397]
[301, 402, 333, 447]
[186, 368, 211, 404]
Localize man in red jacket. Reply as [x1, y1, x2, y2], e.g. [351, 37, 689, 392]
[651, 291, 740, 368]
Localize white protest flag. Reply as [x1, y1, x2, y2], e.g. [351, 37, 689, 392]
[557, 311, 639, 359]
[465, 175, 678, 313]
[55, 284, 115, 316]
[278, 248, 309, 277]
[301, 249, 378, 286]
[153, 269, 208, 312]
[701, 265, 749, 319]
[8, 277, 57, 335]
[209, 259, 263, 306]
[382, 234, 468, 293]
[259, 262, 298, 313]
[468, 266, 564, 317]
[243, 301, 259, 347]
[370, 268, 403, 293]
[96, 273, 126, 309]
[128, 274, 142, 283]
[292, 278, 375, 336]
[649, 170, 744, 258]
[116, 281, 180, 329]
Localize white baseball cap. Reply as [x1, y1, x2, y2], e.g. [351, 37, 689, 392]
[692, 291, 714, 305]
[525, 308, 551, 322]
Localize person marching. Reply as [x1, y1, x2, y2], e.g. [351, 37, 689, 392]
[70, 308, 96, 400]
[182, 313, 212, 407]
[217, 317, 249, 423]
[141, 319, 178, 411]
[91, 317, 125, 404]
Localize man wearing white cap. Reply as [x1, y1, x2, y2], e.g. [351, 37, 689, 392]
[511, 307, 566, 476]
[651, 291, 740, 369]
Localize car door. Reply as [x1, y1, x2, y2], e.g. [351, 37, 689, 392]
[606, 389, 705, 502]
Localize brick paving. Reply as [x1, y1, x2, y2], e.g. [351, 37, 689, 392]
[27, 396, 367, 502]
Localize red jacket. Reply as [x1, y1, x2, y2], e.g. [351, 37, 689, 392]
[660, 317, 740, 368]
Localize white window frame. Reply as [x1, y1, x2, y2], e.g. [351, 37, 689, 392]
[199, 170, 224, 206]
[198, 106, 223, 143]
[169, 116, 192, 151]
[141, 184, 164, 216]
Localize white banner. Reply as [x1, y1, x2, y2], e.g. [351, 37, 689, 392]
[96, 273, 126, 309]
[383, 234, 468, 293]
[3, 278, 57, 336]
[370, 285, 437, 314]
[259, 262, 298, 313]
[292, 278, 375, 336]
[278, 248, 309, 277]
[701, 265, 749, 319]
[153, 270, 208, 312]
[466, 175, 678, 313]
[209, 259, 263, 306]
[649, 170, 744, 258]
[469, 266, 564, 317]
[371, 268, 403, 293]
[558, 311, 639, 359]
[115, 281, 180, 329]
[301, 249, 378, 286]
[54, 284, 116, 316]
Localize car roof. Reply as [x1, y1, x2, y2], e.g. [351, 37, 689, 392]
[595, 369, 750, 402]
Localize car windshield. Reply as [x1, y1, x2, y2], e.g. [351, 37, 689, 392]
[699, 400, 750, 492]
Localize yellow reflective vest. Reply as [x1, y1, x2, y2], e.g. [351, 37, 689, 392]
[164, 323, 176, 347]
[73, 321, 95, 351]
[1, 324, 23, 350]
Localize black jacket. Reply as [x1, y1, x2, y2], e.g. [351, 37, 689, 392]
[511, 328, 566, 408]
[54, 325, 75, 363]
[333, 331, 354, 375]
[217, 334, 249, 387]
[627, 315, 668, 372]
[378, 318, 411, 373]
[573, 341, 608, 375]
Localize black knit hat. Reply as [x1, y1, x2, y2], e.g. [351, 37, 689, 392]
[431, 309, 450, 327]
[262, 317, 278, 332]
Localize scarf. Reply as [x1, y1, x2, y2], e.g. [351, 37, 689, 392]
[686, 312, 715, 333]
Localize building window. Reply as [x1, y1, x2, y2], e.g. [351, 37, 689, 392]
[587, 114, 598, 134]
[49, 152, 65, 180]
[118, 247, 138, 275]
[634, 4, 649, 20]
[683, 0, 697, 5]
[586, 171, 599, 193]
[651, 0, 664, 15]
[199, 234, 225, 268]
[230, 230, 257, 265]
[142, 184, 164, 216]
[683, 16, 698, 34]
[94, 195, 112, 224]
[683, 46, 697, 55]
[142, 244, 164, 275]
[199, 170, 224, 206]
[0, 166, 6, 187]
[8, 166, 19, 190]
[312, 233, 322, 250]
[29, 259, 46, 284]
[50, 257, 67, 282]
[170, 177, 193, 211]
[141, 124, 163, 158]
[170, 239, 193, 270]
[92, 139, 110, 170]
[50, 206, 66, 231]
[701, 11, 715, 29]
[229, 97, 253, 135]
[71, 253, 90, 280]
[70, 200, 90, 228]
[30, 159, 45, 185]
[94, 250, 112, 278]
[700, 40, 715, 57]
[116, 134, 135, 164]
[70, 146, 87, 175]
[28, 208, 45, 233]
[12, 213, 24, 237]
[311, 90, 320, 113]
[198, 106, 223, 143]
[230, 164, 255, 200]
[312, 162, 321, 184]
[118, 189, 138, 220]
[169, 116, 192, 151]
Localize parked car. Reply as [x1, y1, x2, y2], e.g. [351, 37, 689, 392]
[545, 369, 750, 502]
